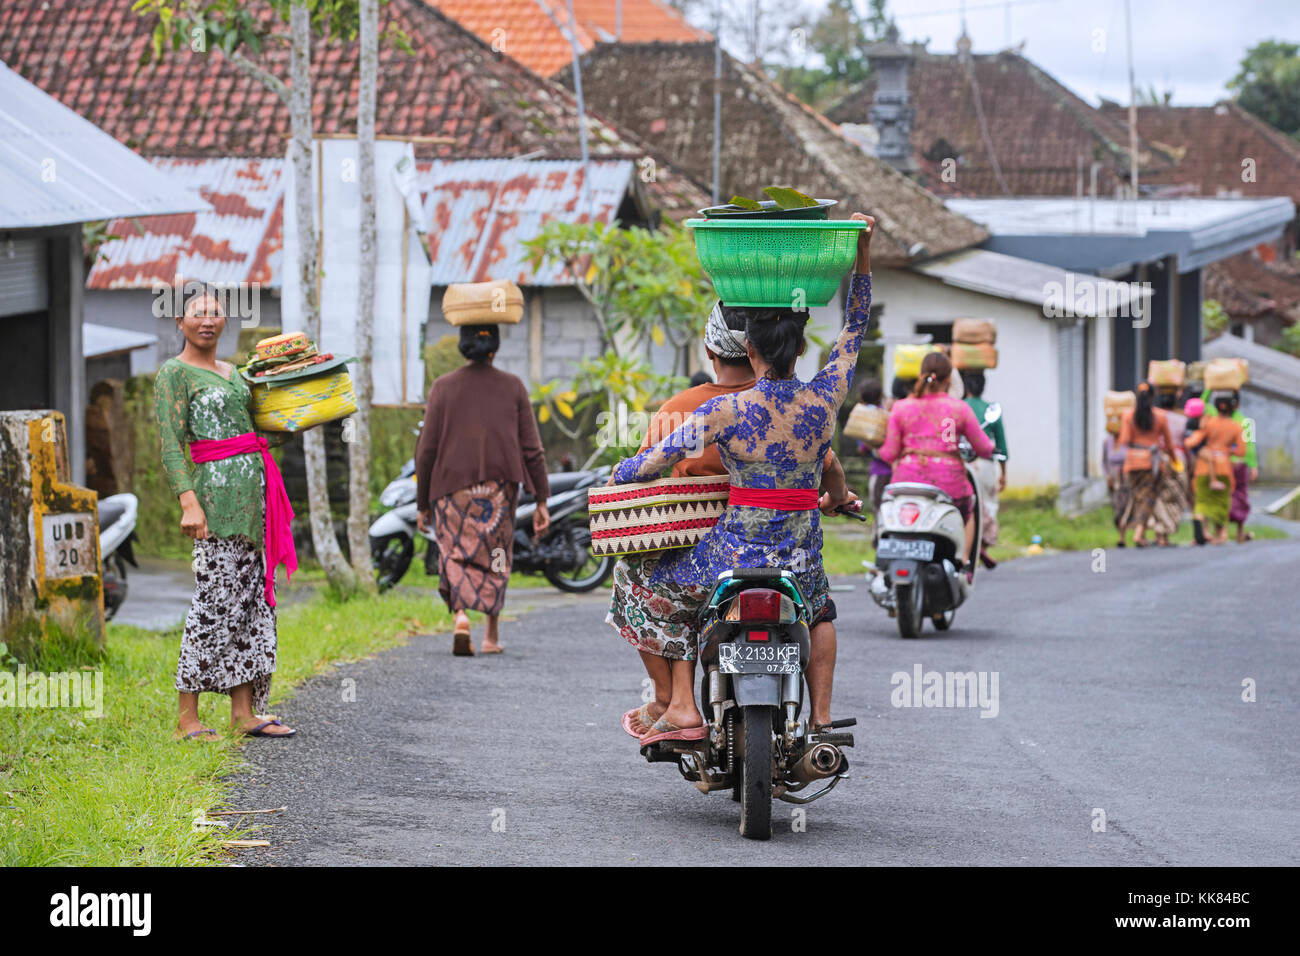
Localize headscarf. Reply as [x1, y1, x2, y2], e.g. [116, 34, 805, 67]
[703, 302, 748, 359]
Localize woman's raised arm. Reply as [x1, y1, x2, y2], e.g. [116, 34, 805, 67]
[612, 394, 736, 484]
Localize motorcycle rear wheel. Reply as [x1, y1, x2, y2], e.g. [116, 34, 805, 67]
[738, 704, 775, 840]
[542, 520, 614, 593]
[372, 534, 414, 592]
[896, 579, 925, 639]
[932, 608, 955, 630]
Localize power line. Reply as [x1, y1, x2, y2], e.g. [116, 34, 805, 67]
[893, 0, 1061, 21]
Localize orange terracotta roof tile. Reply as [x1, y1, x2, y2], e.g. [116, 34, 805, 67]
[426, 0, 707, 77]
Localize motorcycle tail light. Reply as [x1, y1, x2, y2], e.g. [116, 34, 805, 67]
[899, 502, 921, 525]
[724, 588, 794, 624]
[747, 630, 770, 642]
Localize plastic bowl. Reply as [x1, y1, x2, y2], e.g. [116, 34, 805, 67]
[687, 218, 869, 308]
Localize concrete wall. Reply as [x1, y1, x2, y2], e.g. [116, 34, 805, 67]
[876, 268, 1103, 492]
[1245, 386, 1300, 481]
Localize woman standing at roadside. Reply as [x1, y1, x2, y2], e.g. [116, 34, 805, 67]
[415, 324, 550, 656]
[1116, 383, 1176, 548]
[155, 295, 298, 740]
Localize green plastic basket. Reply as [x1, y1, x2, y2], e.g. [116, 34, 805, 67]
[687, 218, 869, 308]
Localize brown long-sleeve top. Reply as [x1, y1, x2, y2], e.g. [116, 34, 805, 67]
[1116, 407, 1175, 473]
[1186, 415, 1245, 479]
[415, 362, 549, 510]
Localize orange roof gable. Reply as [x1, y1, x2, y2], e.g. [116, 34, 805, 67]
[427, 0, 707, 77]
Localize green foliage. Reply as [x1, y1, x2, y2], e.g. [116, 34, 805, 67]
[728, 195, 764, 211]
[131, 0, 412, 79]
[726, 186, 819, 210]
[776, 0, 895, 108]
[0, 586, 453, 865]
[1228, 40, 1300, 138]
[522, 219, 714, 359]
[1277, 321, 1300, 358]
[531, 354, 688, 465]
[1202, 298, 1229, 340]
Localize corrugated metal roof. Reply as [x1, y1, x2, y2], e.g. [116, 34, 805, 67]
[422, 158, 638, 284]
[88, 157, 284, 290]
[83, 322, 157, 358]
[86, 156, 638, 290]
[0, 61, 206, 229]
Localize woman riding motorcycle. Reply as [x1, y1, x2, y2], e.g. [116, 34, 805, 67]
[608, 213, 875, 744]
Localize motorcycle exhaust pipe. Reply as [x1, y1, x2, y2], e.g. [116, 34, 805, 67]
[787, 743, 844, 785]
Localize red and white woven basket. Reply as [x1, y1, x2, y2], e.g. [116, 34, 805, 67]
[588, 474, 731, 557]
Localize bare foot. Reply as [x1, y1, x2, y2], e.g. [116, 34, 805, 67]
[629, 701, 668, 735]
[653, 704, 704, 733]
[233, 715, 295, 736]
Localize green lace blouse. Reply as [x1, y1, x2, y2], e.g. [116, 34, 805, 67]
[154, 358, 268, 545]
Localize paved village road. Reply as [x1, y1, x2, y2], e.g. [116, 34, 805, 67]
[229, 536, 1300, 866]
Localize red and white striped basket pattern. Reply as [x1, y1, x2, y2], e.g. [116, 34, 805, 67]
[587, 474, 731, 557]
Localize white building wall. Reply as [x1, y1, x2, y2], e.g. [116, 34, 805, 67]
[874, 268, 1064, 491]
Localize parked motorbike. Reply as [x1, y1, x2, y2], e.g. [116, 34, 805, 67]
[863, 402, 1004, 638]
[368, 460, 615, 593]
[640, 510, 862, 841]
[98, 492, 139, 621]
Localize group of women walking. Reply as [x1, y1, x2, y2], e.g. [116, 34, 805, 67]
[1108, 382, 1256, 548]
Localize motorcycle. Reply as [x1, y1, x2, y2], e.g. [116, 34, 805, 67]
[640, 510, 863, 841]
[368, 460, 616, 594]
[863, 403, 1004, 638]
[98, 492, 139, 621]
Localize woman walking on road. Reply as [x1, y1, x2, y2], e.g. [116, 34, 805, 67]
[155, 294, 298, 740]
[1147, 390, 1190, 547]
[1116, 383, 1176, 548]
[1186, 394, 1247, 545]
[415, 324, 550, 656]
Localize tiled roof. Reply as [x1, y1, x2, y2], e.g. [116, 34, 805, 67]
[0, 0, 707, 217]
[826, 51, 1177, 198]
[1098, 101, 1300, 204]
[426, 0, 709, 77]
[87, 156, 653, 289]
[1205, 252, 1300, 324]
[560, 42, 989, 268]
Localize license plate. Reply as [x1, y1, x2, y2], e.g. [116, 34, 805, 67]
[877, 538, 935, 561]
[718, 641, 800, 675]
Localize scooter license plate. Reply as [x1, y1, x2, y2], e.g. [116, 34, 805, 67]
[718, 642, 800, 675]
[877, 538, 936, 561]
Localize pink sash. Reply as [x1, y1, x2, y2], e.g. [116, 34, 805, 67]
[189, 432, 296, 607]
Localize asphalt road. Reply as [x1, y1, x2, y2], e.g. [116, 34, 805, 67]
[227, 530, 1300, 866]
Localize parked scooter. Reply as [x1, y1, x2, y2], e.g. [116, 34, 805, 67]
[98, 492, 139, 621]
[640, 510, 862, 841]
[368, 460, 616, 593]
[863, 403, 1003, 638]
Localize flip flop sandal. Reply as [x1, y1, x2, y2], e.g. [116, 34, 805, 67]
[177, 728, 219, 742]
[622, 704, 655, 739]
[639, 718, 708, 746]
[244, 718, 296, 738]
[452, 630, 475, 656]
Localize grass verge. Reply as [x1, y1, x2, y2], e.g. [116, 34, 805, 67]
[0, 590, 452, 866]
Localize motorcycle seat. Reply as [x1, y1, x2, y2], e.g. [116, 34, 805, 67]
[547, 471, 594, 494]
[883, 482, 952, 502]
[98, 499, 127, 529]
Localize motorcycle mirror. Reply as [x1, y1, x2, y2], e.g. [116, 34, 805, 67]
[983, 402, 1002, 425]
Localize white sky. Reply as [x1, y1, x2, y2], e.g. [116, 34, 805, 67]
[701, 0, 1300, 107]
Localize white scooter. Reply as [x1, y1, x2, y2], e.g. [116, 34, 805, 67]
[863, 403, 1003, 638]
[98, 492, 139, 621]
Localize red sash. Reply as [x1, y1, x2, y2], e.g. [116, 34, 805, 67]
[727, 487, 820, 511]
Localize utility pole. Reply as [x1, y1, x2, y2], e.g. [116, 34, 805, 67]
[713, 2, 722, 204]
[1125, 0, 1139, 198]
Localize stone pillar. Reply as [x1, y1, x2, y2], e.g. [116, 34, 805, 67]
[0, 410, 104, 655]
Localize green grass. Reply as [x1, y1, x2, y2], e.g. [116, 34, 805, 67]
[0, 588, 453, 866]
[820, 498, 1286, 575]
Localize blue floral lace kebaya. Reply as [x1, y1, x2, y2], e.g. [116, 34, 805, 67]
[611, 273, 873, 623]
